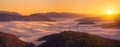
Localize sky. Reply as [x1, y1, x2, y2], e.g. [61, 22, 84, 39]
[0, 0, 119, 15]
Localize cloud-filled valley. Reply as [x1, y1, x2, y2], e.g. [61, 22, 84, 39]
[1, 11, 120, 46]
[0, 21, 120, 43]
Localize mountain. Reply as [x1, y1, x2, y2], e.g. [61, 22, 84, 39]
[0, 32, 34, 47]
[0, 11, 103, 21]
[76, 17, 97, 24]
[38, 31, 120, 47]
[0, 11, 54, 21]
[25, 13, 54, 21]
[0, 11, 22, 21]
[46, 12, 78, 18]
[43, 12, 82, 20]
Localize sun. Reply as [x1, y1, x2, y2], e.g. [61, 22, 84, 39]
[103, 9, 116, 21]
[107, 10, 113, 15]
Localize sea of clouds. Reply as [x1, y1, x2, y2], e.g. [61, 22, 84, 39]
[0, 21, 120, 44]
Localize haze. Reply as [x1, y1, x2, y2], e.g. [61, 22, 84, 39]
[0, 0, 119, 15]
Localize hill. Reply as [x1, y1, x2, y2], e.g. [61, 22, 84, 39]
[38, 31, 120, 47]
[0, 32, 34, 47]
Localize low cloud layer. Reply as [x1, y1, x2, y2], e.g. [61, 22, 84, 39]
[0, 21, 120, 43]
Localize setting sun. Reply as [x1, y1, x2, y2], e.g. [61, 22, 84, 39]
[102, 9, 117, 22]
[107, 10, 113, 15]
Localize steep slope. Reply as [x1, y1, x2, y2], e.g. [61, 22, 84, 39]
[0, 32, 34, 47]
[38, 31, 120, 47]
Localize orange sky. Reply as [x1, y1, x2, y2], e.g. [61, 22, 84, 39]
[0, 0, 119, 15]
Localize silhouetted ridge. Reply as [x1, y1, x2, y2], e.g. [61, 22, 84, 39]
[38, 31, 120, 47]
[77, 18, 96, 24]
[0, 32, 34, 47]
[0, 11, 22, 21]
[0, 11, 54, 21]
[44, 12, 90, 20]
[26, 13, 54, 21]
[0, 11, 102, 21]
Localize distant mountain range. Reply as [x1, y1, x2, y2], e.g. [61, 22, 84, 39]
[0, 11, 54, 21]
[0, 11, 100, 21]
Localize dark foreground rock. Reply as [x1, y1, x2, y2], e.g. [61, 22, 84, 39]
[38, 31, 120, 47]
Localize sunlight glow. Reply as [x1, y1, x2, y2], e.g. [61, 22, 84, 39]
[107, 10, 113, 15]
[102, 9, 116, 22]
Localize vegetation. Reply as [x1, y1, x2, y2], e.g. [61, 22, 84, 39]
[0, 32, 34, 47]
[38, 31, 120, 47]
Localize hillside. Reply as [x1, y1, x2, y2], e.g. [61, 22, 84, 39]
[38, 31, 120, 47]
[0, 32, 34, 47]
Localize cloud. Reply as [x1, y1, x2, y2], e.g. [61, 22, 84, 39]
[0, 21, 120, 43]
